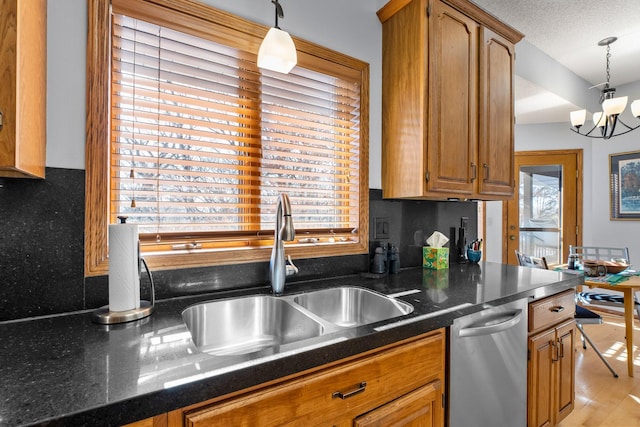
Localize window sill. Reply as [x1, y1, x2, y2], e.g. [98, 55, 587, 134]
[85, 240, 368, 277]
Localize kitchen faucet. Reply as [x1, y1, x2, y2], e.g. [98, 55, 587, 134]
[269, 193, 296, 295]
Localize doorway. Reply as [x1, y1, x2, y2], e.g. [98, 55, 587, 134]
[503, 150, 582, 266]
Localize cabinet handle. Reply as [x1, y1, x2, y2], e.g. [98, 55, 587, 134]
[471, 163, 477, 181]
[483, 163, 489, 180]
[558, 337, 565, 359]
[332, 381, 367, 400]
[550, 306, 564, 313]
[551, 341, 558, 362]
[0, 110, 3, 130]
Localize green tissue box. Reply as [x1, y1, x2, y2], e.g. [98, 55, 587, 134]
[423, 247, 449, 270]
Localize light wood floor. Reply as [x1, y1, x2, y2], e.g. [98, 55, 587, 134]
[558, 313, 640, 426]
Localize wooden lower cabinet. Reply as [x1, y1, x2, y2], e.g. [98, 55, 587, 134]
[165, 329, 445, 427]
[528, 290, 576, 427]
[122, 414, 168, 427]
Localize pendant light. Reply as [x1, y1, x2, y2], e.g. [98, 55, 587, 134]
[257, 0, 297, 74]
[569, 37, 640, 140]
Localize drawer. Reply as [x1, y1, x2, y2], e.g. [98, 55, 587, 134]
[528, 289, 576, 333]
[181, 329, 445, 426]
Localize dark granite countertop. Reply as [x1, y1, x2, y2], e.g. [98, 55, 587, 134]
[0, 262, 582, 426]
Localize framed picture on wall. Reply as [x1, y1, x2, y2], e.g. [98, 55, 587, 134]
[610, 150, 640, 220]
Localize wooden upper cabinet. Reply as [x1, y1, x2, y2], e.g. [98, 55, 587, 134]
[378, 0, 523, 200]
[0, 0, 47, 179]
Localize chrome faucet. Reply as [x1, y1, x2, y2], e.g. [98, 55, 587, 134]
[270, 193, 296, 295]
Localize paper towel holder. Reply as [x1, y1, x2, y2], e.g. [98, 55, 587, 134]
[92, 257, 156, 325]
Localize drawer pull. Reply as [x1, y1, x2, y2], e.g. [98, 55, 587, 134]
[332, 381, 367, 400]
[550, 306, 565, 313]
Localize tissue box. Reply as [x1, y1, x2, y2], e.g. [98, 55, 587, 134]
[423, 247, 449, 270]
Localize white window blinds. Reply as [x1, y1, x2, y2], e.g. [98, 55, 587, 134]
[110, 13, 362, 249]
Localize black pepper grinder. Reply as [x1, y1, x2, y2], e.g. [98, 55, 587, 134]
[388, 245, 400, 274]
[449, 227, 457, 263]
[372, 245, 387, 274]
[457, 227, 467, 263]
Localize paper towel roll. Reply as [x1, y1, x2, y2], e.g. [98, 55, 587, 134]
[109, 223, 140, 312]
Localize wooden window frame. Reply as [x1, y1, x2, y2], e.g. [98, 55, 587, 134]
[85, 0, 369, 276]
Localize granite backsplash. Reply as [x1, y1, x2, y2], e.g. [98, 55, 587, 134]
[0, 168, 477, 321]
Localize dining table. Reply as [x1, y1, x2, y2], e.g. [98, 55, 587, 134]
[581, 274, 640, 377]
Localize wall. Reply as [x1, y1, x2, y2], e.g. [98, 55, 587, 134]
[0, 0, 478, 321]
[0, 181, 476, 321]
[369, 191, 478, 268]
[7, 0, 632, 319]
[485, 100, 640, 263]
[43, 0, 385, 187]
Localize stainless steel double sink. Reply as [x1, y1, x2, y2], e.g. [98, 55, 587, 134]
[182, 287, 414, 356]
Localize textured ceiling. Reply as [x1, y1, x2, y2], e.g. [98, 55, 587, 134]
[472, 0, 640, 85]
[470, 0, 640, 123]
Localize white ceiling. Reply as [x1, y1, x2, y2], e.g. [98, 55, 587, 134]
[470, 0, 640, 124]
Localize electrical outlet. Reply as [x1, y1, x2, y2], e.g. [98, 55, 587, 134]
[374, 217, 390, 239]
[461, 216, 469, 229]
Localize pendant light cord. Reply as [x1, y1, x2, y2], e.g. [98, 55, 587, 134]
[272, 0, 284, 29]
[605, 44, 611, 89]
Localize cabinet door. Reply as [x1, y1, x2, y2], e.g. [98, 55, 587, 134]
[554, 320, 576, 425]
[0, 0, 46, 178]
[478, 27, 515, 197]
[353, 380, 443, 427]
[528, 328, 555, 427]
[426, 0, 478, 196]
[528, 319, 575, 427]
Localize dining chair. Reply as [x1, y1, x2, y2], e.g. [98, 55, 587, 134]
[569, 245, 640, 321]
[516, 250, 618, 377]
[574, 305, 618, 377]
[514, 250, 548, 269]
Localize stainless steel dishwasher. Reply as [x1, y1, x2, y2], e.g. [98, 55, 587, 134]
[449, 298, 528, 427]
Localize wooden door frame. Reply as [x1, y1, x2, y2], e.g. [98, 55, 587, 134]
[502, 149, 583, 265]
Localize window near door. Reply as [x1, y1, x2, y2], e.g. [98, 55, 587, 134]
[518, 165, 562, 264]
[85, 0, 369, 276]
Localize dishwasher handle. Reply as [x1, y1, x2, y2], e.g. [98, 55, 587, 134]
[458, 309, 523, 338]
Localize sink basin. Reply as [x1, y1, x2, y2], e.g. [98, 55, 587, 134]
[182, 296, 324, 356]
[182, 287, 414, 356]
[293, 287, 414, 327]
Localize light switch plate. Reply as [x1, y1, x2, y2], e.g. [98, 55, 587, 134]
[374, 217, 390, 239]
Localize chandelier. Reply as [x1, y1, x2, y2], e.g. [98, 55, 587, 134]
[569, 37, 640, 139]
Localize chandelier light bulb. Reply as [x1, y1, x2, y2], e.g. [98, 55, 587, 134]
[632, 100, 640, 118]
[602, 96, 628, 116]
[570, 110, 586, 128]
